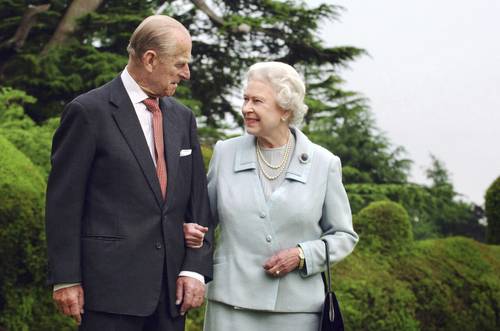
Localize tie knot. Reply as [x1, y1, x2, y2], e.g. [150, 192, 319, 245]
[143, 97, 160, 113]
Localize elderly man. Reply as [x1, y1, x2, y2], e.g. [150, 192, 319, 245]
[45, 15, 213, 330]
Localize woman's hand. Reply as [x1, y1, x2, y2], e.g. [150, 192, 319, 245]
[263, 247, 301, 278]
[183, 223, 208, 248]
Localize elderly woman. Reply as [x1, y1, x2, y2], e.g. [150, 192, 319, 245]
[184, 61, 358, 330]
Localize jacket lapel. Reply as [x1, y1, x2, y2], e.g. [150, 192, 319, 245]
[285, 128, 314, 184]
[233, 129, 313, 183]
[160, 97, 181, 209]
[109, 77, 163, 208]
[234, 134, 257, 173]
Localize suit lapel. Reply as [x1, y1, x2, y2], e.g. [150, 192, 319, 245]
[109, 77, 163, 208]
[160, 97, 181, 209]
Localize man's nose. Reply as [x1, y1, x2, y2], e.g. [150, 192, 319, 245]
[181, 64, 190, 80]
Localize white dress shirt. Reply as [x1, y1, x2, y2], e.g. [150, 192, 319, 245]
[53, 68, 204, 291]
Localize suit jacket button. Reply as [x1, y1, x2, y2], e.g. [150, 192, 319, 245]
[265, 235, 272, 243]
[155, 242, 162, 249]
[259, 212, 266, 218]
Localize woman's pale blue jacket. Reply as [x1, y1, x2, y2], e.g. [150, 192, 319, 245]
[206, 128, 358, 313]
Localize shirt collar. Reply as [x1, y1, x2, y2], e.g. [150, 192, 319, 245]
[120, 67, 152, 105]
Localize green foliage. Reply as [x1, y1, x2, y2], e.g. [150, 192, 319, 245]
[342, 165, 372, 183]
[395, 238, 500, 331]
[201, 144, 213, 171]
[0, 0, 152, 121]
[186, 303, 206, 331]
[0, 135, 73, 330]
[347, 181, 485, 241]
[424, 155, 485, 241]
[347, 183, 441, 240]
[0, 87, 56, 177]
[333, 237, 500, 331]
[355, 201, 413, 254]
[305, 101, 411, 184]
[335, 251, 420, 331]
[485, 176, 500, 244]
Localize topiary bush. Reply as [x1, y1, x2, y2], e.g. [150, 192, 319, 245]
[354, 200, 413, 254]
[333, 235, 500, 331]
[0, 87, 57, 178]
[334, 250, 420, 331]
[485, 176, 500, 244]
[394, 237, 500, 331]
[0, 135, 73, 330]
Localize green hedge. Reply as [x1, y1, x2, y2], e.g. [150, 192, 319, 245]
[333, 237, 500, 331]
[0, 135, 73, 330]
[0, 87, 57, 178]
[485, 176, 500, 244]
[331, 201, 500, 331]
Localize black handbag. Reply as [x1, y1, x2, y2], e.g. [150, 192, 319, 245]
[319, 239, 344, 331]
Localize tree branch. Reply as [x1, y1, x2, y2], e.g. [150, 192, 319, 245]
[0, 4, 51, 51]
[190, 0, 250, 33]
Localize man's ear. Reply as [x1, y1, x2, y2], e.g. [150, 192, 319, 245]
[142, 50, 158, 73]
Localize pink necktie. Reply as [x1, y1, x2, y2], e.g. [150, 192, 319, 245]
[143, 98, 167, 199]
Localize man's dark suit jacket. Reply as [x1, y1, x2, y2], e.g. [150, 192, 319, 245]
[45, 75, 214, 317]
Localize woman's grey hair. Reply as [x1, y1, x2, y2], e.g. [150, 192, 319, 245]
[245, 61, 308, 126]
[127, 15, 189, 61]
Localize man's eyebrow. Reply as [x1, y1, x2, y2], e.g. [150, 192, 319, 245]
[177, 56, 192, 63]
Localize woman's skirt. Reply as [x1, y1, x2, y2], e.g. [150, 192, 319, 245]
[203, 299, 321, 331]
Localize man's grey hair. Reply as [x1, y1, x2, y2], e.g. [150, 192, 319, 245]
[127, 15, 189, 60]
[245, 61, 308, 126]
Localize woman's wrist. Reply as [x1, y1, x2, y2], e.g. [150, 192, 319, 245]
[296, 246, 305, 270]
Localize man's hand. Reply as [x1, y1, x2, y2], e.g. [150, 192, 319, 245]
[263, 247, 301, 278]
[183, 223, 208, 248]
[53, 284, 84, 325]
[175, 276, 205, 316]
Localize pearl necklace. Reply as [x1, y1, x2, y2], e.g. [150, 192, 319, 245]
[256, 133, 293, 180]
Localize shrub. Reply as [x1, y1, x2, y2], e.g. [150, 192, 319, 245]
[394, 237, 500, 331]
[485, 176, 500, 244]
[333, 236, 500, 331]
[0, 87, 57, 178]
[355, 201, 413, 254]
[0, 135, 73, 330]
[334, 251, 420, 331]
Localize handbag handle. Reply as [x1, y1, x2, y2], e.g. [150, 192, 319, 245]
[321, 239, 336, 323]
[320, 238, 345, 330]
[322, 238, 332, 293]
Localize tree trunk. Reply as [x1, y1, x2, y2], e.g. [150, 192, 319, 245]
[42, 0, 103, 54]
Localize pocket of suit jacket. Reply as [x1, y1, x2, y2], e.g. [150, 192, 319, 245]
[180, 149, 192, 157]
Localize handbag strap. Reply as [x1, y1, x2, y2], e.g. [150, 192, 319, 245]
[322, 238, 332, 293]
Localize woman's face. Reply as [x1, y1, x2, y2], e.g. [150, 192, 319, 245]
[242, 79, 288, 138]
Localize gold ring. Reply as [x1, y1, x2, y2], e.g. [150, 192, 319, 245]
[275, 270, 280, 276]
